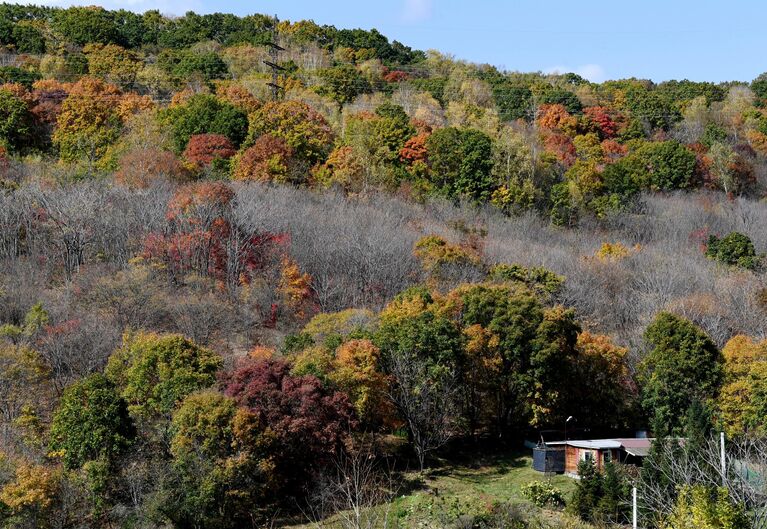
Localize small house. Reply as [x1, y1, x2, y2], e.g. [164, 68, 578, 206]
[532, 437, 655, 476]
[564, 439, 622, 474]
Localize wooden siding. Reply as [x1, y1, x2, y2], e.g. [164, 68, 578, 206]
[565, 446, 620, 474]
[565, 445, 579, 474]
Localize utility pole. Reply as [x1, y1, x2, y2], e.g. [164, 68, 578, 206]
[264, 14, 285, 101]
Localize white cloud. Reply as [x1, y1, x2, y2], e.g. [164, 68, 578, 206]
[401, 0, 432, 23]
[545, 64, 607, 83]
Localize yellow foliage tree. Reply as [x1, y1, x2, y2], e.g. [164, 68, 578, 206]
[0, 461, 60, 514]
[594, 242, 641, 261]
[83, 43, 142, 87]
[718, 335, 767, 436]
[329, 339, 389, 424]
[664, 485, 749, 529]
[461, 323, 503, 433]
[53, 76, 123, 163]
[413, 235, 481, 285]
[302, 308, 376, 344]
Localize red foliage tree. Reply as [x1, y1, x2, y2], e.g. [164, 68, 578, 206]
[383, 70, 410, 83]
[222, 358, 357, 489]
[689, 142, 714, 188]
[30, 79, 70, 124]
[142, 182, 285, 289]
[183, 133, 236, 167]
[583, 106, 619, 139]
[543, 132, 577, 167]
[601, 139, 627, 162]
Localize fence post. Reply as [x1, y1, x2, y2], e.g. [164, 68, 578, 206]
[632, 486, 638, 529]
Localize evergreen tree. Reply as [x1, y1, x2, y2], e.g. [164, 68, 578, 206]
[598, 462, 630, 524]
[569, 458, 603, 522]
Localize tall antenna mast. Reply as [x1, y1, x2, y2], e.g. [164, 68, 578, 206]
[264, 15, 285, 101]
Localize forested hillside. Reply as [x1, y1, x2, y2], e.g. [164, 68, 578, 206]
[0, 4, 766, 529]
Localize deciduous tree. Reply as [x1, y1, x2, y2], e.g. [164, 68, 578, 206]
[247, 100, 334, 164]
[49, 373, 135, 469]
[640, 312, 724, 435]
[426, 127, 494, 201]
[183, 133, 236, 167]
[232, 134, 295, 183]
[105, 331, 222, 421]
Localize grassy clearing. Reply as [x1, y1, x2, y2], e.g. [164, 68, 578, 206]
[389, 452, 576, 527]
[288, 450, 581, 528]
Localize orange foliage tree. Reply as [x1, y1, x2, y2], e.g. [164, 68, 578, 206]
[278, 256, 315, 321]
[53, 77, 123, 162]
[215, 83, 262, 114]
[311, 145, 365, 190]
[232, 134, 295, 183]
[329, 339, 390, 425]
[537, 103, 577, 134]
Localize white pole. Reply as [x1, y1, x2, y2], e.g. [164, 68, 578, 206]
[632, 486, 637, 529]
[720, 432, 726, 486]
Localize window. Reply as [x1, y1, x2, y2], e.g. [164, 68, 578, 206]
[581, 450, 594, 462]
[603, 450, 612, 464]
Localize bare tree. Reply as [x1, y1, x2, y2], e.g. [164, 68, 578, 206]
[307, 443, 397, 529]
[387, 353, 460, 472]
[30, 183, 110, 280]
[640, 435, 767, 529]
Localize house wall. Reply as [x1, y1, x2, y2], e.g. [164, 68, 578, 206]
[596, 448, 619, 471]
[565, 445, 579, 474]
[566, 446, 620, 474]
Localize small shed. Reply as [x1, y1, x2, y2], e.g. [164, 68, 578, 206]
[532, 444, 566, 473]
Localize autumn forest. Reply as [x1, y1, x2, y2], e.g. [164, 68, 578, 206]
[0, 3, 766, 529]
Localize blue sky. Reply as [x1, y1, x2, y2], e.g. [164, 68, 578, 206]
[25, 0, 767, 83]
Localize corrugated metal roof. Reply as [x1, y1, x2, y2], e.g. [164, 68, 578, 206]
[613, 438, 654, 448]
[543, 437, 656, 455]
[623, 446, 651, 457]
[566, 440, 622, 449]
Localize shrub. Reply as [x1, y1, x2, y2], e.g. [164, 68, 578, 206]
[521, 481, 565, 508]
[706, 232, 762, 270]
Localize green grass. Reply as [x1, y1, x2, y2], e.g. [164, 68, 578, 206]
[389, 452, 576, 526]
[286, 451, 582, 528]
